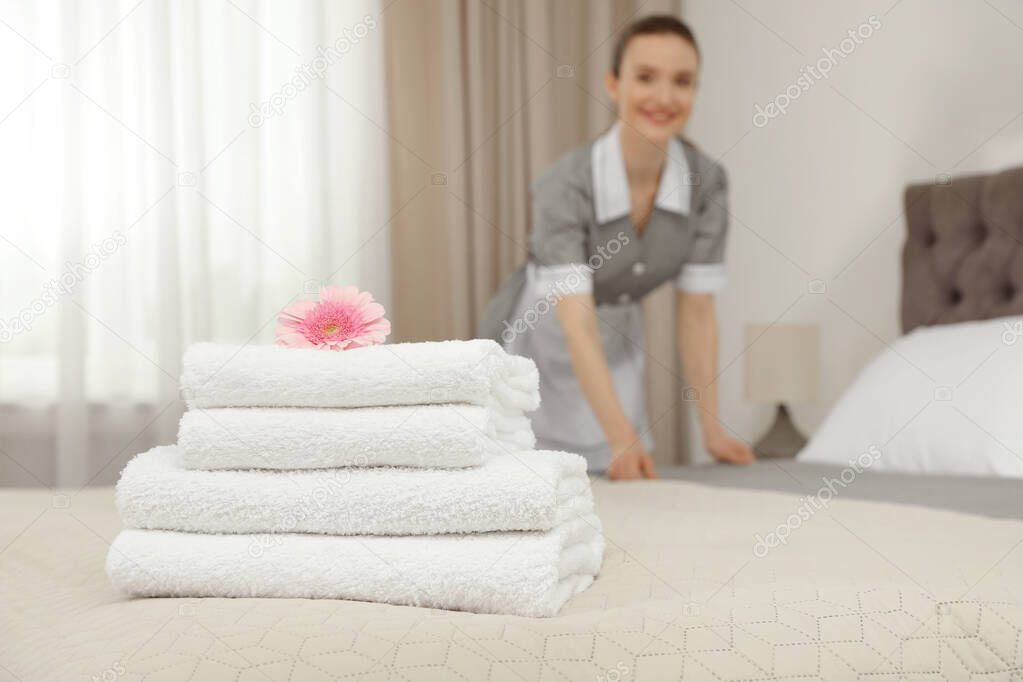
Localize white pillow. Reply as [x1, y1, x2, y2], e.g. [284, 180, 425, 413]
[798, 315, 1023, 477]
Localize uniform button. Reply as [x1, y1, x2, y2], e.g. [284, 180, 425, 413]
[632, 261, 646, 276]
[618, 292, 631, 304]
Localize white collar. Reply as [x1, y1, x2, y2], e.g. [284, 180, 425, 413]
[591, 121, 692, 224]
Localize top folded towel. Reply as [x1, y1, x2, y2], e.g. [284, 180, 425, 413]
[180, 339, 540, 411]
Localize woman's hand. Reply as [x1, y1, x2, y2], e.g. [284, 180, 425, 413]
[555, 296, 661, 481]
[705, 431, 755, 465]
[676, 293, 754, 466]
[607, 437, 659, 480]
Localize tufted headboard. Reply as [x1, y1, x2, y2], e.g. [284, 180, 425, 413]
[901, 165, 1023, 333]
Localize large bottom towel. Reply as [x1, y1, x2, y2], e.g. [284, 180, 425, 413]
[106, 513, 605, 617]
[177, 403, 534, 470]
[117, 446, 593, 535]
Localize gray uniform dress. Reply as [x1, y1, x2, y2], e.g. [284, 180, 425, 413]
[478, 122, 730, 472]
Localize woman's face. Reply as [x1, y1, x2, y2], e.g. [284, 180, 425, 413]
[606, 33, 699, 145]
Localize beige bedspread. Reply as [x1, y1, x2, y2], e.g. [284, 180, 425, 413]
[2, 479, 1022, 681]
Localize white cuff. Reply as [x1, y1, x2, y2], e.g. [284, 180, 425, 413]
[676, 263, 726, 293]
[529, 262, 593, 298]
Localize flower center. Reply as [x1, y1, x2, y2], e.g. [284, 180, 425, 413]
[301, 301, 366, 345]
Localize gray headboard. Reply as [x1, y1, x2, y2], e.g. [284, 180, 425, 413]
[901, 165, 1023, 333]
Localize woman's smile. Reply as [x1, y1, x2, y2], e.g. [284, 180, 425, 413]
[639, 108, 678, 126]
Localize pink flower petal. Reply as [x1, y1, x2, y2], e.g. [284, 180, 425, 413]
[318, 285, 343, 301]
[276, 330, 314, 348]
[360, 302, 386, 321]
[279, 300, 317, 324]
[339, 286, 360, 305]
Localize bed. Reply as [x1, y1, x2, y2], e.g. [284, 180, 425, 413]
[4, 477, 1023, 681]
[4, 167, 1023, 681]
[662, 460, 1023, 519]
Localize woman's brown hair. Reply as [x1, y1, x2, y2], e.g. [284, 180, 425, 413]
[611, 15, 699, 77]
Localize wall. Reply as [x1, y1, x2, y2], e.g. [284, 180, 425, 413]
[681, 0, 1023, 460]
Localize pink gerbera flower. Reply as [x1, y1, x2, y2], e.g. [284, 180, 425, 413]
[275, 285, 390, 351]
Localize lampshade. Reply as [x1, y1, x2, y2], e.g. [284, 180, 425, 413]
[744, 324, 819, 404]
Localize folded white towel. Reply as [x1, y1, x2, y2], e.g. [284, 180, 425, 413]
[106, 512, 604, 617]
[117, 446, 593, 535]
[177, 403, 534, 470]
[180, 340, 540, 412]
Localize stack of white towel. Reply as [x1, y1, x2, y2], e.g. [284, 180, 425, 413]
[105, 339, 604, 617]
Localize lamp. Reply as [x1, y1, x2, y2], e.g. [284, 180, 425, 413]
[744, 324, 819, 458]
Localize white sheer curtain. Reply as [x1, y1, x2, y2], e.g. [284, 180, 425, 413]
[0, 0, 390, 486]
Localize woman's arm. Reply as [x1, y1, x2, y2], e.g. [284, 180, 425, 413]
[676, 291, 755, 464]
[555, 294, 658, 480]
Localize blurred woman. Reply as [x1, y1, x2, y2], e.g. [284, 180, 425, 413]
[479, 15, 754, 479]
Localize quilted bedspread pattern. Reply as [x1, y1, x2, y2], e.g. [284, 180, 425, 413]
[3, 479, 1023, 681]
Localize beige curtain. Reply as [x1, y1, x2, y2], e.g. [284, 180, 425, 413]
[384, 0, 692, 464]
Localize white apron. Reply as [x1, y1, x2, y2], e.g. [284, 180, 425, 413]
[503, 263, 653, 472]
